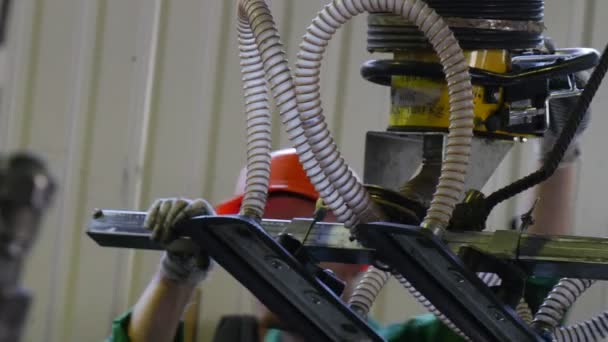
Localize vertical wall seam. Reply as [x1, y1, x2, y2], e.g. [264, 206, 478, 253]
[582, 0, 596, 46]
[580, 0, 603, 319]
[17, 0, 43, 149]
[187, 1, 212, 199]
[202, 0, 234, 197]
[129, 0, 165, 213]
[111, 0, 164, 314]
[59, 1, 107, 340]
[0, 0, 29, 150]
[125, 0, 167, 306]
[46, 0, 102, 340]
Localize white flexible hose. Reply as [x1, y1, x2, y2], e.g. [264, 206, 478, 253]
[238, 0, 475, 334]
[395, 272, 528, 338]
[478, 272, 502, 287]
[237, 14, 272, 218]
[348, 266, 389, 316]
[348, 269, 506, 340]
[294, 0, 475, 231]
[534, 278, 595, 330]
[554, 312, 608, 342]
[293, 0, 474, 321]
[349, 268, 466, 335]
[533, 278, 608, 342]
[394, 272, 521, 340]
[394, 273, 469, 340]
[238, 0, 474, 235]
[237, 0, 357, 224]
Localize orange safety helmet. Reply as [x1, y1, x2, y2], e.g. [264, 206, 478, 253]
[216, 149, 319, 215]
[216, 149, 369, 272]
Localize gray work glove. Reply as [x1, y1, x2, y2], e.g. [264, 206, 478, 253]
[541, 70, 591, 166]
[144, 198, 216, 286]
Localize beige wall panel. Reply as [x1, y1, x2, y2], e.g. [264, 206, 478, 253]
[51, 1, 157, 341]
[0, 0, 601, 340]
[16, 0, 82, 340]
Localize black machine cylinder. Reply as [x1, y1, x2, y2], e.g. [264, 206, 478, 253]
[367, 0, 544, 52]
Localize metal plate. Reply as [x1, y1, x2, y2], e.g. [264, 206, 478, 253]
[363, 131, 513, 193]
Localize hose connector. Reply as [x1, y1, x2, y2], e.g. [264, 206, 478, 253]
[420, 220, 447, 237]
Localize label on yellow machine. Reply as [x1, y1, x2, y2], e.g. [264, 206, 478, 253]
[388, 49, 527, 136]
[390, 77, 500, 132]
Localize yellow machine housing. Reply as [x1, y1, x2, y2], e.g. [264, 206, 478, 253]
[389, 50, 528, 137]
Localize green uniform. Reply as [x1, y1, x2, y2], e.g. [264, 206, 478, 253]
[108, 277, 556, 342]
[109, 312, 459, 342]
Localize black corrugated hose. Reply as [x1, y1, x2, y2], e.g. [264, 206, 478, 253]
[479, 42, 608, 221]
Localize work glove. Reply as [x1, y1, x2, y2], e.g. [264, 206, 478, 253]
[541, 70, 591, 166]
[144, 197, 215, 286]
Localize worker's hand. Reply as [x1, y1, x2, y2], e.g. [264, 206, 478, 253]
[542, 70, 591, 166]
[144, 198, 216, 286]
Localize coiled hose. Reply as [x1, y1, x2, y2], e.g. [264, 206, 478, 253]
[554, 312, 608, 342]
[238, 0, 475, 334]
[394, 273, 469, 340]
[348, 267, 467, 337]
[294, 0, 475, 232]
[534, 277, 608, 342]
[527, 277, 608, 342]
[238, 0, 354, 223]
[236, 0, 355, 223]
[478, 272, 502, 287]
[349, 266, 390, 317]
[295, 0, 473, 326]
[395, 273, 535, 338]
[533, 278, 597, 339]
[535, 278, 595, 329]
[237, 14, 272, 218]
[349, 271, 520, 340]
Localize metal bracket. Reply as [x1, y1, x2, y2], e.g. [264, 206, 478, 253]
[87, 210, 374, 264]
[89, 210, 608, 280]
[186, 215, 383, 342]
[356, 222, 543, 342]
